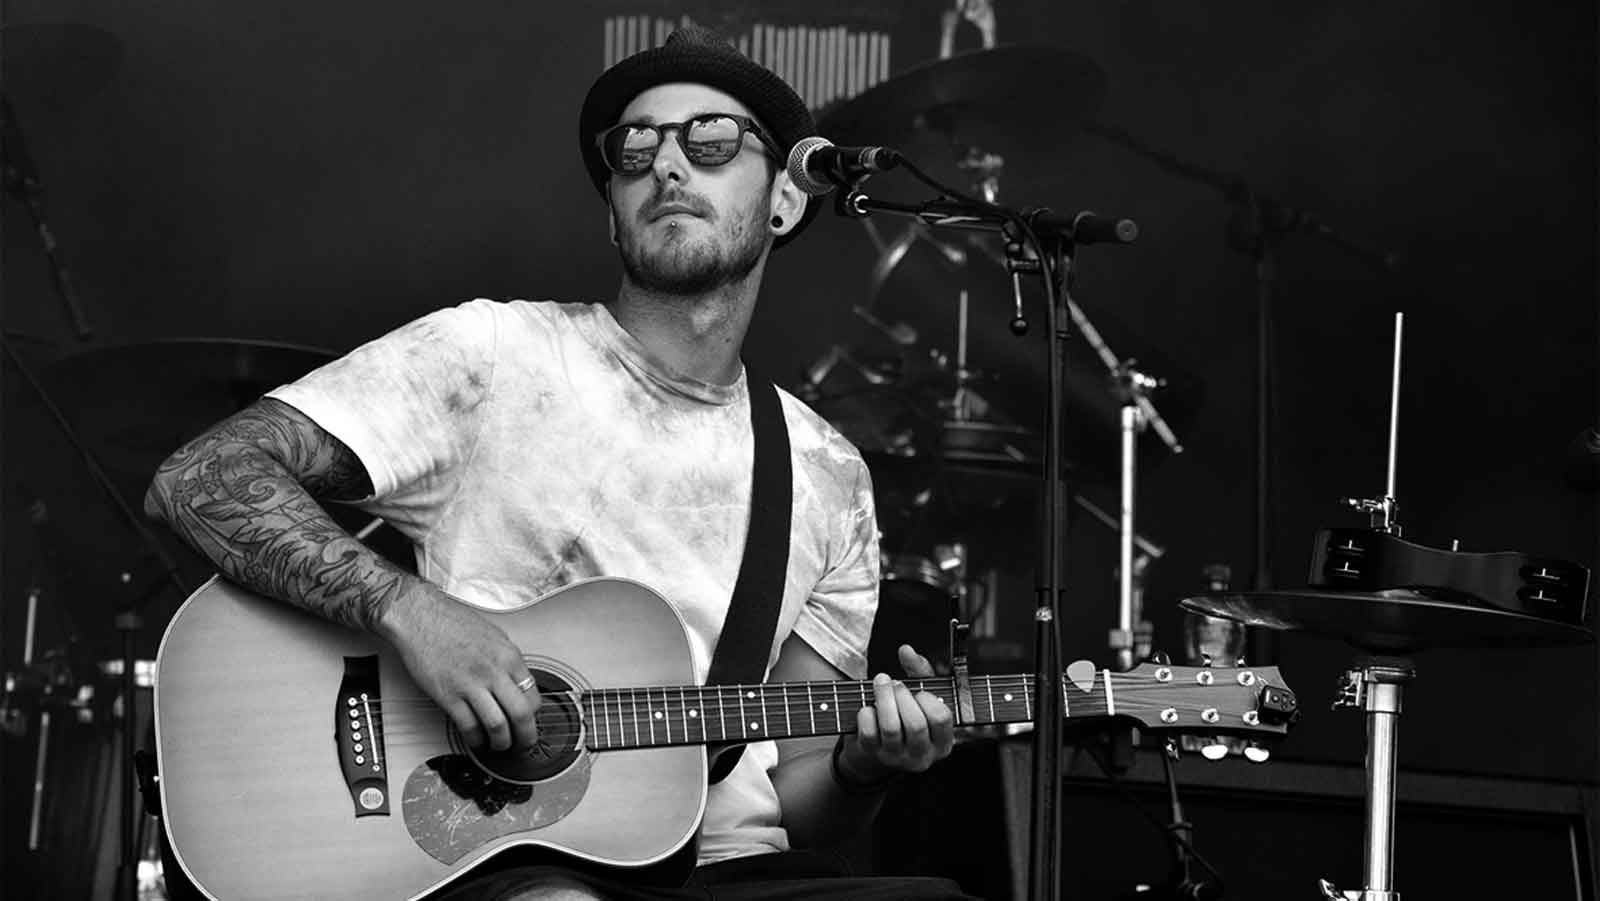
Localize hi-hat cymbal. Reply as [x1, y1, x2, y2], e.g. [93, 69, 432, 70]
[1181, 589, 1594, 653]
[818, 45, 1107, 161]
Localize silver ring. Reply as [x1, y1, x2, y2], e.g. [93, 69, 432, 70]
[515, 674, 536, 692]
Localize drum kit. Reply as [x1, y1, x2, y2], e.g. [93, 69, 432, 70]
[1, 20, 1593, 901]
[789, 39, 1594, 901]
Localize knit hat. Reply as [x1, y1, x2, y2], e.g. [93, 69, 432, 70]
[578, 24, 820, 248]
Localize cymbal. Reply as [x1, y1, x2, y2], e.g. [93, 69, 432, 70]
[1181, 589, 1594, 654]
[3, 23, 124, 111]
[38, 338, 335, 488]
[818, 45, 1106, 161]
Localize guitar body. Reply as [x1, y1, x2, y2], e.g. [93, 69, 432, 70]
[155, 577, 707, 901]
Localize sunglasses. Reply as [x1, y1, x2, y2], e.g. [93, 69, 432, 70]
[597, 113, 781, 176]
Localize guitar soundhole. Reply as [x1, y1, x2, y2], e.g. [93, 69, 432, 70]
[462, 669, 584, 785]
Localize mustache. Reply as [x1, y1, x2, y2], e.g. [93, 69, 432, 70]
[639, 188, 715, 222]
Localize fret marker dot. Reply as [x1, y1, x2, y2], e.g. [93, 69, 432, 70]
[820, 703, 830, 711]
[1003, 693, 1014, 702]
[747, 691, 756, 699]
[750, 722, 760, 731]
[688, 710, 698, 718]
[653, 711, 663, 719]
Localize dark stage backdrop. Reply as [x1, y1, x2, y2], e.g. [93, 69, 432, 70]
[2, 0, 1595, 885]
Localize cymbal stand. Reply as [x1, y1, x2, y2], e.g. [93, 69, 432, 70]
[1085, 122, 1401, 608]
[1109, 364, 1165, 671]
[1344, 312, 1405, 535]
[1321, 312, 1411, 901]
[1320, 657, 1415, 901]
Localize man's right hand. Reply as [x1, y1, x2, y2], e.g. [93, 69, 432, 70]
[376, 581, 541, 751]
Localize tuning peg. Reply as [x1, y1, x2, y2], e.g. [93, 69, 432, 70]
[1243, 742, 1271, 764]
[1147, 650, 1172, 666]
[1199, 652, 1214, 667]
[1235, 655, 1248, 667]
[1199, 738, 1229, 761]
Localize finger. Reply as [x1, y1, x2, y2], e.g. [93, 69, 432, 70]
[893, 681, 931, 759]
[872, 674, 903, 754]
[465, 687, 511, 750]
[494, 674, 540, 748]
[855, 705, 879, 752]
[442, 697, 484, 749]
[897, 644, 936, 679]
[921, 692, 957, 759]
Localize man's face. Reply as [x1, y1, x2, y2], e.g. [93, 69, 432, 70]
[607, 83, 778, 295]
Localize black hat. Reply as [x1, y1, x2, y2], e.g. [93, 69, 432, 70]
[578, 24, 820, 249]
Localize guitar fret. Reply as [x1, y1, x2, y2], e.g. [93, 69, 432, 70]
[661, 687, 673, 744]
[645, 688, 656, 746]
[832, 682, 842, 732]
[984, 676, 996, 724]
[679, 687, 690, 745]
[755, 687, 766, 738]
[782, 684, 792, 737]
[606, 690, 616, 749]
[807, 683, 816, 735]
[631, 688, 642, 746]
[717, 687, 727, 740]
[1023, 679, 1032, 721]
[736, 685, 747, 739]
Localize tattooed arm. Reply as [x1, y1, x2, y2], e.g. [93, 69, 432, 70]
[144, 398, 539, 750]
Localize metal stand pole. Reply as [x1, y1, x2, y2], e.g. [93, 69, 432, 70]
[1322, 658, 1415, 901]
[1114, 403, 1140, 672]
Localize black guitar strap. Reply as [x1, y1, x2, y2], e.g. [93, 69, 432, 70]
[704, 373, 791, 783]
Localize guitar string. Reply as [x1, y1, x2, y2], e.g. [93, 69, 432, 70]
[344, 683, 1267, 749]
[347, 674, 1269, 706]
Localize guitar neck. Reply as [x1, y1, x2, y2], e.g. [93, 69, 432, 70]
[580, 673, 1109, 750]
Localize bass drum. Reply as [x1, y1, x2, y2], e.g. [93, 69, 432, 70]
[867, 553, 960, 677]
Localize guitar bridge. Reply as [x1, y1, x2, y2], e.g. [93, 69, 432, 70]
[336, 656, 390, 817]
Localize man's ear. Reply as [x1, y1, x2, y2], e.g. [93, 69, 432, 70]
[768, 171, 806, 238]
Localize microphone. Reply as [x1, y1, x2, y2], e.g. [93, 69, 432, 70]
[1031, 209, 1140, 245]
[786, 136, 901, 196]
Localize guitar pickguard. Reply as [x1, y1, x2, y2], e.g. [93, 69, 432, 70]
[402, 750, 593, 864]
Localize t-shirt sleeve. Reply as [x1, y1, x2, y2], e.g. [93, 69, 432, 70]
[791, 456, 880, 680]
[265, 298, 501, 535]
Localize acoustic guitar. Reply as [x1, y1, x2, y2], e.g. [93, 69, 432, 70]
[154, 576, 1298, 900]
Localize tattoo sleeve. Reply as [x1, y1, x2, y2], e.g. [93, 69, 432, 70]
[143, 398, 409, 632]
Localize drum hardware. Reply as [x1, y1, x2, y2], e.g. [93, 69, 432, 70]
[1183, 315, 1592, 900]
[1087, 124, 1404, 647]
[1108, 361, 1173, 673]
[6, 337, 333, 901]
[826, 137, 1144, 901]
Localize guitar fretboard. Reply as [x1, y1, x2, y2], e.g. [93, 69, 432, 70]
[578, 675, 1109, 750]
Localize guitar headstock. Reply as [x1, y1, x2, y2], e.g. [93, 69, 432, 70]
[1103, 662, 1299, 740]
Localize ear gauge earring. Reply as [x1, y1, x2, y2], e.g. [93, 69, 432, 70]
[771, 215, 784, 229]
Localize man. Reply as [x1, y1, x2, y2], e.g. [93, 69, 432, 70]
[144, 25, 971, 901]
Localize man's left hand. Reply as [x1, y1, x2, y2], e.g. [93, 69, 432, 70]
[841, 644, 957, 781]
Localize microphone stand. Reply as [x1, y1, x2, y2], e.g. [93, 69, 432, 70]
[835, 184, 1134, 901]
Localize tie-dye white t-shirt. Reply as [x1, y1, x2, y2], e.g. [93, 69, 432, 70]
[267, 298, 879, 864]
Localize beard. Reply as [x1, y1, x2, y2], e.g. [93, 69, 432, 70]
[616, 187, 770, 295]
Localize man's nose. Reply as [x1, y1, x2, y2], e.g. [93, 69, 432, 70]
[650, 131, 690, 184]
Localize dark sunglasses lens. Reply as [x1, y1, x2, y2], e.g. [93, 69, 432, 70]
[603, 124, 662, 174]
[682, 115, 744, 166]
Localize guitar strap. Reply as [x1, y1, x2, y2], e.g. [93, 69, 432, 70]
[703, 373, 792, 783]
